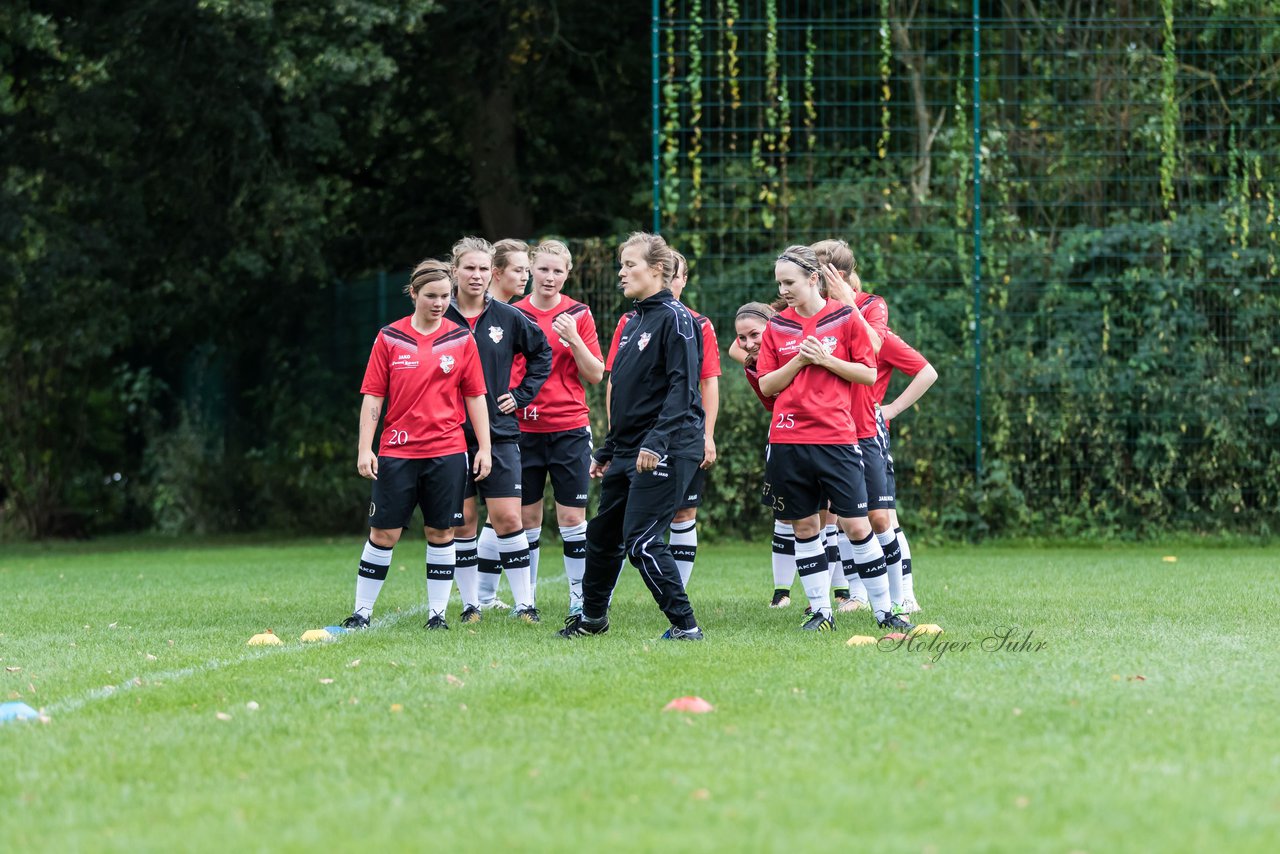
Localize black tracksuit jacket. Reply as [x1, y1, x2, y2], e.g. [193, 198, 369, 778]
[596, 289, 705, 464]
[445, 295, 552, 445]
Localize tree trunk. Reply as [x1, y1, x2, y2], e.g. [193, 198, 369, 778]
[464, 84, 534, 238]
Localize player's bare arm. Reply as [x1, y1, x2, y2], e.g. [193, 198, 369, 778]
[700, 376, 719, 469]
[881, 362, 939, 422]
[357, 394, 384, 479]
[464, 394, 492, 480]
[554, 313, 605, 385]
[798, 336, 875, 385]
[758, 348, 812, 397]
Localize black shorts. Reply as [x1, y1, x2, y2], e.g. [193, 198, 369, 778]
[520, 427, 592, 508]
[876, 410, 897, 500]
[764, 443, 868, 520]
[859, 436, 895, 511]
[679, 466, 706, 510]
[463, 441, 522, 501]
[369, 453, 468, 530]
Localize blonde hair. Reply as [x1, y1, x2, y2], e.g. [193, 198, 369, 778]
[776, 244, 820, 275]
[450, 236, 494, 268]
[493, 238, 530, 272]
[810, 239, 856, 277]
[618, 231, 674, 288]
[405, 258, 453, 298]
[532, 238, 573, 271]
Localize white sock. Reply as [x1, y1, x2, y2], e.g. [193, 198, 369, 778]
[794, 533, 831, 617]
[837, 531, 868, 602]
[669, 520, 698, 588]
[850, 532, 890, 621]
[453, 535, 479, 608]
[425, 540, 455, 619]
[526, 527, 542, 605]
[477, 523, 501, 603]
[354, 538, 392, 618]
[898, 527, 915, 601]
[560, 522, 587, 609]
[772, 521, 796, 590]
[497, 529, 532, 609]
[824, 523, 843, 592]
[877, 529, 903, 606]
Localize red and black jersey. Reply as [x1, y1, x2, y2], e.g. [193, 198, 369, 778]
[360, 316, 486, 459]
[511, 295, 603, 433]
[744, 364, 775, 412]
[873, 331, 931, 430]
[855, 291, 889, 338]
[608, 304, 720, 381]
[756, 298, 876, 445]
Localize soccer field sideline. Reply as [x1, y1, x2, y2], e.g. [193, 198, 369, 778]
[4, 539, 1279, 851]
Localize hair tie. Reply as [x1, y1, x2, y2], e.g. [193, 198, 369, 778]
[777, 253, 817, 274]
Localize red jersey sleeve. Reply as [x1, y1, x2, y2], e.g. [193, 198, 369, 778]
[879, 332, 929, 375]
[858, 293, 890, 338]
[459, 336, 486, 397]
[744, 365, 775, 411]
[360, 333, 391, 397]
[845, 310, 876, 368]
[699, 317, 722, 380]
[755, 323, 781, 377]
[604, 314, 627, 371]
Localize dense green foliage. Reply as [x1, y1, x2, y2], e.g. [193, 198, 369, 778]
[2, 2, 1276, 538]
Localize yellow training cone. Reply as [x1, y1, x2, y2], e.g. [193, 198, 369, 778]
[846, 635, 878, 647]
[909, 624, 944, 637]
[300, 629, 335, 643]
[247, 629, 283, 646]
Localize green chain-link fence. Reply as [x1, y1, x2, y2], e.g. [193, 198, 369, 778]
[652, 0, 1279, 536]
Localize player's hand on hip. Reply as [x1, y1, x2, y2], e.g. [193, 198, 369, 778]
[472, 448, 492, 481]
[636, 450, 660, 473]
[589, 459, 610, 478]
[701, 436, 717, 469]
[496, 393, 517, 414]
[358, 449, 378, 480]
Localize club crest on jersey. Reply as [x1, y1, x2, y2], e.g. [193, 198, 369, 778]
[821, 335, 838, 354]
[488, 326, 504, 344]
[637, 332, 652, 351]
[440, 355, 455, 374]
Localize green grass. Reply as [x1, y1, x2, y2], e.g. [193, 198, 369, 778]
[3, 536, 1278, 852]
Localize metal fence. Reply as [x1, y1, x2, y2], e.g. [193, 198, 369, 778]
[650, 0, 1279, 532]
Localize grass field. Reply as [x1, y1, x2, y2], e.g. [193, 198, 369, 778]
[3, 536, 1278, 852]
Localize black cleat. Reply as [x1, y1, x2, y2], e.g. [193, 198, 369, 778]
[661, 625, 705, 640]
[769, 589, 792, 608]
[459, 605, 482, 624]
[800, 611, 835, 632]
[557, 613, 609, 638]
[877, 613, 915, 632]
[340, 613, 370, 630]
[425, 614, 450, 631]
[512, 606, 541, 624]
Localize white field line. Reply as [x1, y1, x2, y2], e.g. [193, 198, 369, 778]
[44, 605, 430, 717]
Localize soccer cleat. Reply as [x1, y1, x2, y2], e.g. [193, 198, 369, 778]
[769, 589, 792, 608]
[838, 597, 869, 614]
[567, 603, 583, 619]
[661, 625, 705, 641]
[878, 612, 915, 632]
[557, 613, 609, 638]
[512, 606, 541, 624]
[833, 588, 851, 606]
[425, 614, 450, 631]
[459, 605, 483, 624]
[800, 611, 836, 632]
[901, 596, 922, 614]
[478, 597, 510, 611]
[339, 613, 370, 630]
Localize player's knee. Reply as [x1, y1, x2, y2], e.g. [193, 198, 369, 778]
[369, 527, 401, 548]
[672, 507, 697, 524]
[868, 509, 892, 532]
[555, 504, 586, 528]
[424, 527, 453, 544]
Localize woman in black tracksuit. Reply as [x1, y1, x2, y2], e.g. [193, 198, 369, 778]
[558, 232, 706, 640]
